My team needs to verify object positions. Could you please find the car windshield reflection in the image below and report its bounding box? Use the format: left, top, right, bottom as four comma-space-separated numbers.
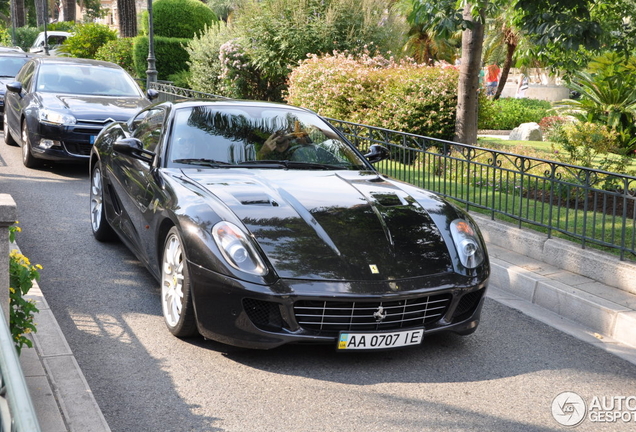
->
36, 64, 142, 97
167, 106, 367, 170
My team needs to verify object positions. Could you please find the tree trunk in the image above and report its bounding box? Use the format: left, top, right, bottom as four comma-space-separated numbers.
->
35, 0, 46, 27
454, 3, 487, 145
62, 0, 76, 22
117, 0, 138, 37
11, 0, 26, 27
494, 40, 517, 100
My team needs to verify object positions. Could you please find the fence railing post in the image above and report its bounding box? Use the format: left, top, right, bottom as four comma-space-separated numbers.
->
0, 193, 17, 321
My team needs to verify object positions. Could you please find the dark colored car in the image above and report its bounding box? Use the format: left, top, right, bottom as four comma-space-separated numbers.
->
3, 56, 158, 168
89, 99, 490, 350
0, 51, 31, 125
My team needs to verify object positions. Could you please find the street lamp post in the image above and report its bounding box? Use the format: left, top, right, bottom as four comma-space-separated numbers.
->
43, 0, 49, 55
146, 0, 158, 89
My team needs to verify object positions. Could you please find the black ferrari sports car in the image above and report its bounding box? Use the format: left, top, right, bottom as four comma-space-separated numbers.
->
89, 99, 489, 350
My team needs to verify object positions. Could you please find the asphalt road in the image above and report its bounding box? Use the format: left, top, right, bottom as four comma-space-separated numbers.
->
2, 137, 636, 432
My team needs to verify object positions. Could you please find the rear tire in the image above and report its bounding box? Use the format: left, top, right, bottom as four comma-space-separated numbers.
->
21, 120, 40, 168
4, 113, 17, 146
90, 162, 116, 241
161, 227, 198, 338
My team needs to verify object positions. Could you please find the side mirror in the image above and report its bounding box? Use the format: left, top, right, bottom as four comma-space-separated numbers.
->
147, 89, 159, 101
113, 137, 155, 163
364, 144, 390, 163
6, 82, 23, 96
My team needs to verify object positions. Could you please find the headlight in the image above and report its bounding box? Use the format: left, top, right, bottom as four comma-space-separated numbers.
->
38, 109, 76, 125
450, 219, 485, 269
212, 221, 267, 276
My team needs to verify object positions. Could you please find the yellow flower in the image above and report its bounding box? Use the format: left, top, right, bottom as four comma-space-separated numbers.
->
9, 287, 15, 294
36, 264, 43, 270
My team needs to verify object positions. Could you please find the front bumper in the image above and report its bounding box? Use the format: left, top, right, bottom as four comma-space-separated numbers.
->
188, 263, 489, 349
28, 121, 104, 162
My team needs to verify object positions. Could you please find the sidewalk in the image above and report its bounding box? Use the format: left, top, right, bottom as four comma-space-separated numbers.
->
16, 215, 636, 431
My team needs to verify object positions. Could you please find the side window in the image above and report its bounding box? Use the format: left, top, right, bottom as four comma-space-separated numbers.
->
131, 108, 165, 152
16, 62, 35, 91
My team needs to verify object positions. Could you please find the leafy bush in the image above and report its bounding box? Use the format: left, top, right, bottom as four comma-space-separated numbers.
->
8, 223, 42, 355
60, 23, 117, 59
9, 27, 41, 51
555, 57, 636, 155
186, 21, 234, 96
0, 27, 12, 46
95, 38, 137, 77
286, 51, 459, 141
139, 0, 218, 38
133, 36, 191, 81
48, 21, 76, 32
550, 121, 633, 177
479, 97, 552, 130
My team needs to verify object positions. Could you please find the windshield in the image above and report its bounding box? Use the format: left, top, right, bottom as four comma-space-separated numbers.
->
0, 57, 29, 77
36, 63, 142, 96
167, 106, 368, 170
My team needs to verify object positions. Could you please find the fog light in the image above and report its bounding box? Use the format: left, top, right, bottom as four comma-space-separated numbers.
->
38, 139, 61, 149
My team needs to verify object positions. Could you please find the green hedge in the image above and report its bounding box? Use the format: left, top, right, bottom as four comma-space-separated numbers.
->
478, 97, 552, 130
133, 36, 191, 81
140, 0, 217, 38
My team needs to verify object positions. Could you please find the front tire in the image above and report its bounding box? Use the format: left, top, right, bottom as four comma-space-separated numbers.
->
4, 113, 17, 146
161, 227, 198, 338
90, 162, 115, 241
21, 120, 40, 168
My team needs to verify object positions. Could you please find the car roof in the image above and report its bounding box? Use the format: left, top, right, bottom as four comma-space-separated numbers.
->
167, 99, 316, 114
0, 46, 25, 53
29, 56, 123, 69
0, 52, 31, 58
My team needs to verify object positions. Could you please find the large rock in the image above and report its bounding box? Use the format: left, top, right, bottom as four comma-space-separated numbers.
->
509, 122, 543, 141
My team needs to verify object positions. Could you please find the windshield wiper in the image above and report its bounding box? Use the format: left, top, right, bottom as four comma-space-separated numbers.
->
173, 158, 233, 167
238, 160, 290, 168
238, 160, 348, 170
282, 161, 347, 170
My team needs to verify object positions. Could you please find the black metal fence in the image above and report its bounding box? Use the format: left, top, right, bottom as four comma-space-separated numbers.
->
149, 83, 636, 261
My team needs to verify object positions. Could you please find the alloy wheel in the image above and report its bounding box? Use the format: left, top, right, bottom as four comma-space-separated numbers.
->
162, 233, 185, 328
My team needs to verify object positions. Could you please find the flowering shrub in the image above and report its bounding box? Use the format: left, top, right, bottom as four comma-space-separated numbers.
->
8, 223, 41, 355
286, 51, 459, 140
538, 116, 571, 142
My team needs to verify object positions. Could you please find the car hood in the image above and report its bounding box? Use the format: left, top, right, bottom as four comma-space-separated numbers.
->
0, 77, 14, 93
184, 170, 455, 281
39, 93, 148, 121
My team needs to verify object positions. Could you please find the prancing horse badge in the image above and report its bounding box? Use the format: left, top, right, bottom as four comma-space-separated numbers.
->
369, 264, 379, 274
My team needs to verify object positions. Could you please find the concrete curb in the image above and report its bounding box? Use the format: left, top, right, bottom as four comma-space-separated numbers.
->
471, 213, 636, 294
472, 213, 636, 349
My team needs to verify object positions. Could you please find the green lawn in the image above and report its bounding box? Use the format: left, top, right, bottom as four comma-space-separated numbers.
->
375, 155, 636, 262
477, 137, 636, 173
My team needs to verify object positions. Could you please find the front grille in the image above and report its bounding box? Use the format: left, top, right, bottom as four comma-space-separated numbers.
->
294, 294, 451, 335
